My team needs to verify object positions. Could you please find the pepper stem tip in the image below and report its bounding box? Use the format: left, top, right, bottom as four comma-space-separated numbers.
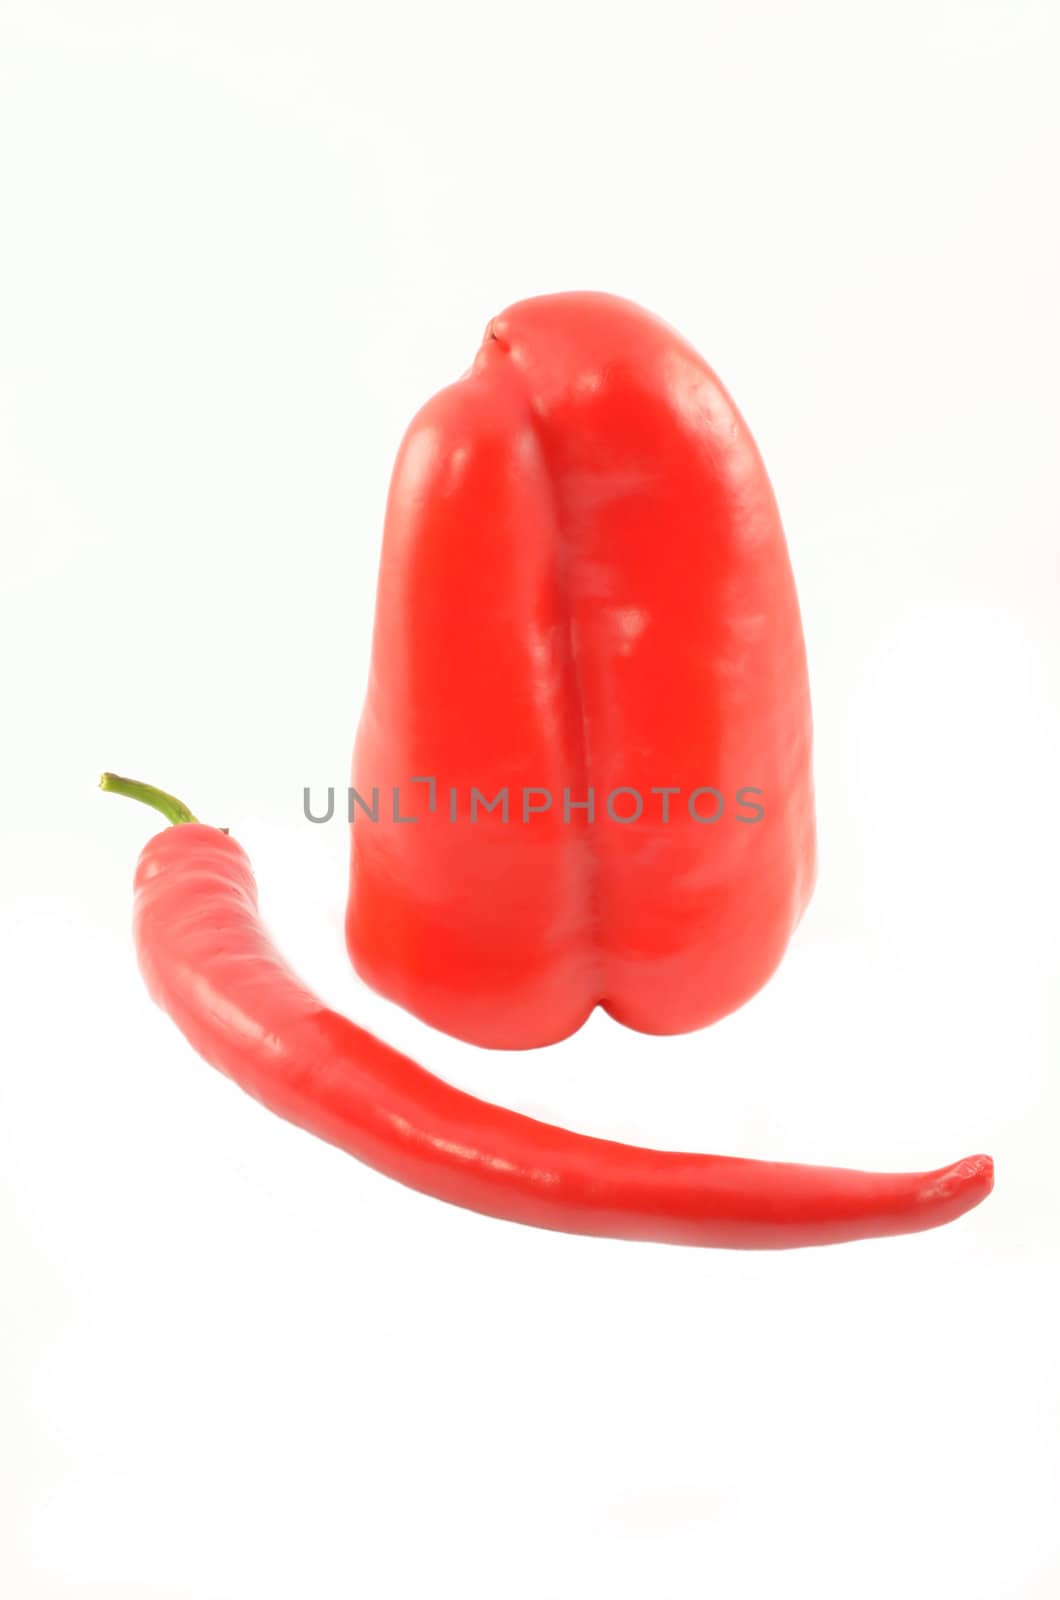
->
100, 772, 199, 826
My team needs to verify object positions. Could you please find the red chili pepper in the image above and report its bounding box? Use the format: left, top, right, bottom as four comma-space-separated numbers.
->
349, 291, 816, 1049
105, 774, 993, 1249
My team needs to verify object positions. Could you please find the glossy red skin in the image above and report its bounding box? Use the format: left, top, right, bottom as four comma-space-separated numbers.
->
133, 823, 994, 1248
348, 292, 816, 1049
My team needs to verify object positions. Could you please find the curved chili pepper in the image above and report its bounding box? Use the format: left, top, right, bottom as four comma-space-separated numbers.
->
104, 774, 993, 1249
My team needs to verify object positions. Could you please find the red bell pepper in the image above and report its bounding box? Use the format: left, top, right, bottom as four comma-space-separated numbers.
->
348, 291, 816, 1048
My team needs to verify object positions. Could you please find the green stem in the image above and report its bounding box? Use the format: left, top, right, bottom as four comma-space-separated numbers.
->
99, 772, 198, 826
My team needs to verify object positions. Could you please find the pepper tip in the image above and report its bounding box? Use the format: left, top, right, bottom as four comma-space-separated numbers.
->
936, 1152, 994, 1214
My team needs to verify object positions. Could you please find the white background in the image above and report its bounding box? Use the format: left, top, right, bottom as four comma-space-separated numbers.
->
2, 2, 1058, 1595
